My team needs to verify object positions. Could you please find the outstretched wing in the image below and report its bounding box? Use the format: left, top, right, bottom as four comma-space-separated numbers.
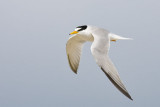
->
66, 35, 87, 74
91, 31, 133, 100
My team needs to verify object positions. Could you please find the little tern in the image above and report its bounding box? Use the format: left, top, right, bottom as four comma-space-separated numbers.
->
66, 25, 133, 100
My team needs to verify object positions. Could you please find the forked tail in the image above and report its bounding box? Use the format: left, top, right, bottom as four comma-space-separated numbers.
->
109, 33, 133, 41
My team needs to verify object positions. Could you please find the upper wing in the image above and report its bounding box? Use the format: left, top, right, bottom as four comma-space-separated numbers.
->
66, 35, 87, 74
91, 31, 133, 100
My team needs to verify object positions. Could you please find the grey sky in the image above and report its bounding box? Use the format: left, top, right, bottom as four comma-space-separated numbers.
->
0, 0, 160, 107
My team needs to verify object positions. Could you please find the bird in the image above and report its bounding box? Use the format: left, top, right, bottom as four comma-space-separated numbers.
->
66, 25, 133, 100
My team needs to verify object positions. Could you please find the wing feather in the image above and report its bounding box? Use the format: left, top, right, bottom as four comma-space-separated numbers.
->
91, 31, 133, 100
66, 35, 87, 73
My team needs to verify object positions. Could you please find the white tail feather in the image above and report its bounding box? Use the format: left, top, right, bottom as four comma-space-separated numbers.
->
109, 33, 133, 41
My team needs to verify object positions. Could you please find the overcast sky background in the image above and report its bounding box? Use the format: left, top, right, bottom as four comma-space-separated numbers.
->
0, 0, 160, 107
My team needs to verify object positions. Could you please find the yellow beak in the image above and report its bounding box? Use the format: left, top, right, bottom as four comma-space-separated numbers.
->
69, 31, 78, 35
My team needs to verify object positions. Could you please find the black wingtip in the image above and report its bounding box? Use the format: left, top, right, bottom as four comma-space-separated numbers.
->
128, 95, 133, 101
127, 95, 133, 101
73, 70, 78, 74
101, 67, 133, 101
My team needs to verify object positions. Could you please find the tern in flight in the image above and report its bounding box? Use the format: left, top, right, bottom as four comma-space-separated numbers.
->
66, 25, 133, 100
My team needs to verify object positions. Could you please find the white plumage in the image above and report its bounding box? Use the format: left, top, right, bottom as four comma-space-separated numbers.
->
66, 25, 133, 100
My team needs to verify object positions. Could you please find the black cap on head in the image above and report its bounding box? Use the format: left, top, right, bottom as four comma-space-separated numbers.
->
76, 25, 87, 31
